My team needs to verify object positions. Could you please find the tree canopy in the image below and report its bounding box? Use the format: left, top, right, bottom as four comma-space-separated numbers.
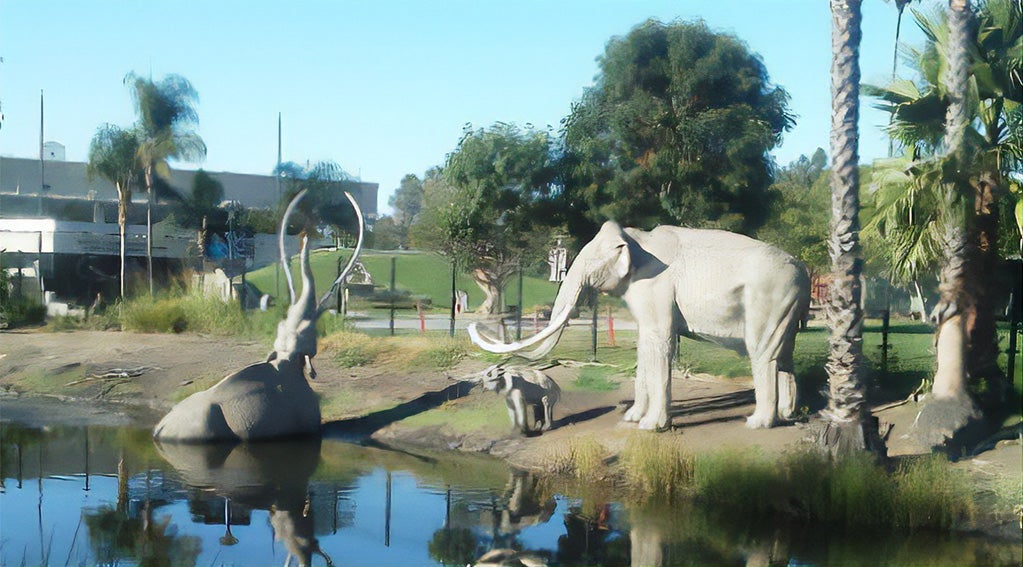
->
756, 149, 831, 273
410, 124, 559, 313
388, 174, 425, 248
560, 18, 794, 238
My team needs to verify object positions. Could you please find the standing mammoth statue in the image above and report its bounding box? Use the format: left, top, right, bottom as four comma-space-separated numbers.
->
153, 189, 364, 442
469, 221, 810, 431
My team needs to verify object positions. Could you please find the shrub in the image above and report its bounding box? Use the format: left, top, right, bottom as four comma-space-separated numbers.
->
892, 455, 975, 530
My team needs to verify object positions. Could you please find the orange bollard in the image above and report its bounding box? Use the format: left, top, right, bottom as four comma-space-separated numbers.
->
418, 304, 426, 334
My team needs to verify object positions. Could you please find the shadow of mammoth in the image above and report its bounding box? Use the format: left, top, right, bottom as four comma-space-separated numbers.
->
155, 438, 332, 567
153, 358, 321, 443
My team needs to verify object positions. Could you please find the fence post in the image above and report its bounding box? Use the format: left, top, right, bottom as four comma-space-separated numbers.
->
880, 309, 890, 379
590, 291, 598, 362
1008, 293, 1020, 389
516, 264, 523, 340
389, 257, 396, 336
449, 260, 456, 338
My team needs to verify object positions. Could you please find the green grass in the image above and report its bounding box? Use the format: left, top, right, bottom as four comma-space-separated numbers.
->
570, 365, 623, 392
245, 249, 561, 313
550, 439, 977, 532
398, 394, 510, 437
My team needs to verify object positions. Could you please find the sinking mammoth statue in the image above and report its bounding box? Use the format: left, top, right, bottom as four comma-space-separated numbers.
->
153, 189, 364, 442
469, 221, 810, 431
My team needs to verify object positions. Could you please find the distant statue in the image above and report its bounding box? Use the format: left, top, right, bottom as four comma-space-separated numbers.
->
547, 239, 568, 282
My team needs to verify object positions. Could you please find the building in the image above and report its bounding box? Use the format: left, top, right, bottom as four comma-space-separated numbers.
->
0, 151, 378, 305
0, 154, 379, 218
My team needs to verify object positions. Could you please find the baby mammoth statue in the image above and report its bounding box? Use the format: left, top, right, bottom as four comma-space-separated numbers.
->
479, 364, 561, 435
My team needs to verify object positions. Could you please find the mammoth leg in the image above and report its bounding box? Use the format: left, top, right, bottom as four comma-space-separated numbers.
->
305, 354, 317, 380
508, 390, 528, 433
746, 291, 803, 429
747, 357, 779, 429
623, 367, 649, 423
637, 329, 674, 431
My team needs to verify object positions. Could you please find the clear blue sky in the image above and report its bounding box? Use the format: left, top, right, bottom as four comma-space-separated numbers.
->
0, 0, 931, 215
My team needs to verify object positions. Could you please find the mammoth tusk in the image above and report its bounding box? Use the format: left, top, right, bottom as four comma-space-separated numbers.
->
279, 189, 308, 305
467, 305, 572, 355
317, 191, 365, 312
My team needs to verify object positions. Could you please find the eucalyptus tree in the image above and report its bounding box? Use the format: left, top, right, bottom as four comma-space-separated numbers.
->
125, 72, 207, 294
866, 0, 1021, 430
87, 124, 142, 299
560, 18, 793, 238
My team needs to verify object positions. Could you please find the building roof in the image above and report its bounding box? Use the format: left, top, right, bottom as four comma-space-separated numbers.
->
0, 156, 378, 218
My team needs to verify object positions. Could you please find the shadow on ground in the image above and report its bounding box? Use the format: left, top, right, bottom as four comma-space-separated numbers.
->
322, 380, 475, 440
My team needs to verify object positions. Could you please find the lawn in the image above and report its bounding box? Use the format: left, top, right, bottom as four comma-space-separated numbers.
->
245, 248, 562, 313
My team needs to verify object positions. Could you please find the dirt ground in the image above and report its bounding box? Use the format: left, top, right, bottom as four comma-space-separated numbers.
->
1, 328, 1020, 533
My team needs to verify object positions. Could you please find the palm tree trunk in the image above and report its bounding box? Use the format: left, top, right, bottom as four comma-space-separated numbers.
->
913, 0, 981, 448
819, 0, 883, 455
966, 175, 1005, 401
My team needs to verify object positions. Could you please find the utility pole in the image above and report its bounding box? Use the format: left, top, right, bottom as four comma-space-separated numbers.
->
38, 91, 44, 217
275, 112, 282, 299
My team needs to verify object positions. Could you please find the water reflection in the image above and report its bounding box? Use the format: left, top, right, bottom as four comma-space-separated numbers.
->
155, 439, 333, 566
1, 421, 1020, 567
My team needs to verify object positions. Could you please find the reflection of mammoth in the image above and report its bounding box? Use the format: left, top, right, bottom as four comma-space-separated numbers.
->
155, 439, 333, 566
500, 471, 556, 534
471, 221, 810, 431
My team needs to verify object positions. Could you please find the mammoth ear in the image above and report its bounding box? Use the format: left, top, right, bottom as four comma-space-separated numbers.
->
613, 243, 631, 280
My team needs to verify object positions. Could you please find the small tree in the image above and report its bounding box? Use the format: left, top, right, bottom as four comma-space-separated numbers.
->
125, 72, 207, 294
389, 174, 424, 249
87, 124, 142, 299
412, 124, 558, 314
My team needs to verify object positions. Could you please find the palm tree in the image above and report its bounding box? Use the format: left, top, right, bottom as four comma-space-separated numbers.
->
865, 0, 1021, 442
819, 0, 884, 455
87, 124, 141, 299
124, 72, 207, 294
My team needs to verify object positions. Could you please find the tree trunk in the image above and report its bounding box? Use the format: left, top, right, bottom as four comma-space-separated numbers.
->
966, 175, 1005, 403
472, 268, 501, 315
913, 0, 981, 448
820, 0, 884, 456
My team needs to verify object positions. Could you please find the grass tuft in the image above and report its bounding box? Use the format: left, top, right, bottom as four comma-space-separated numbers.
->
620, 433, 693, 500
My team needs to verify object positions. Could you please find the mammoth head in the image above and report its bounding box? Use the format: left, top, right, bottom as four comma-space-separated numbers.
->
575, 221, 632, 293
468, 220, 632, 360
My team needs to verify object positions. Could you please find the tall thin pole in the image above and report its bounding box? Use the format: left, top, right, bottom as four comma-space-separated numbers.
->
389, 257, 396, 336
38, 90, 44, 217
275, 112, 282, 299
39, 90, 44, 192
449, 260, 456, 338
516, 264, 523, 340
